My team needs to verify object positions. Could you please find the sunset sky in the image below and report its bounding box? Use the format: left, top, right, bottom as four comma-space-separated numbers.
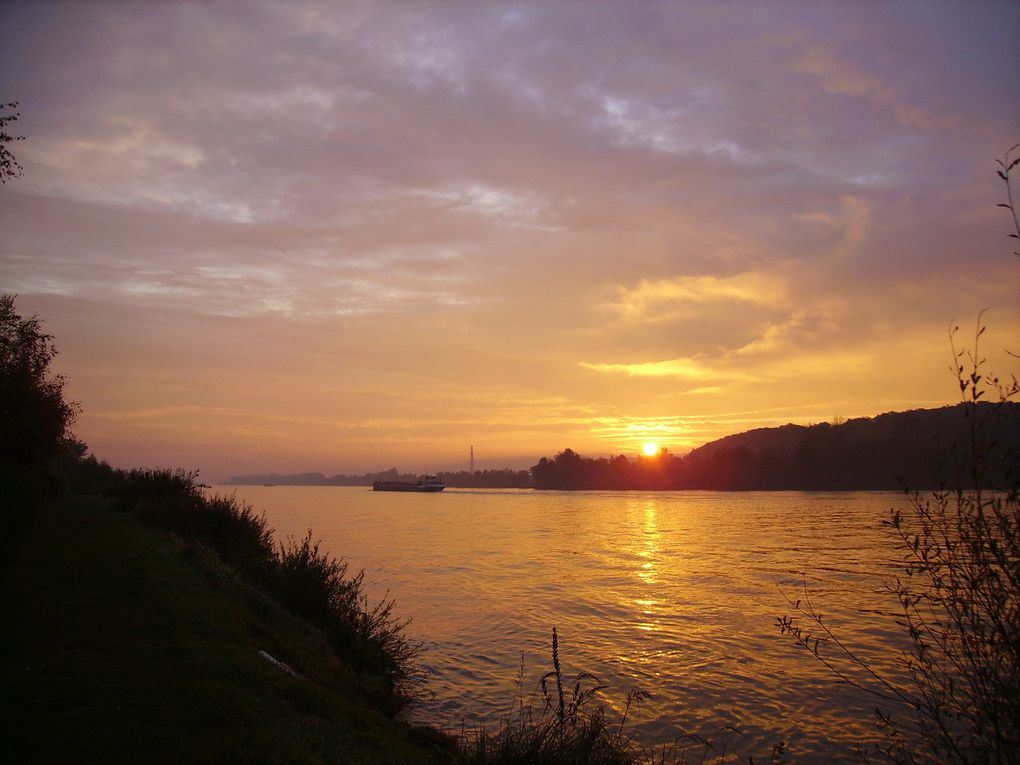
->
1, 1, 1018, 481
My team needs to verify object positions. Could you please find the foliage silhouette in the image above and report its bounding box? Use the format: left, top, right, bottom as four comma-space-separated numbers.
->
0, 101, 24, 183
0, 292, 81, 527
0, 295, 79, 468
455, 628, 644, 765
455, 628, 787, 765
778, 324, 1019, 764
529, 405, 1018, 491
110, 468, 424, 711
226, 467, 532, 488
776, 153, 1020, 764
994, 143, 1019, 258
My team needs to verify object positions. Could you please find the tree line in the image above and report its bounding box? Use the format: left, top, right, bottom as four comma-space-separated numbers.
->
226, 467, 532, 489
226, 405, 1020, 493
530, 405, 1019, 491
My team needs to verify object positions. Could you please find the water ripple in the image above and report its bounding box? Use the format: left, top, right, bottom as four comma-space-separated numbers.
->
220, 486, 915, 764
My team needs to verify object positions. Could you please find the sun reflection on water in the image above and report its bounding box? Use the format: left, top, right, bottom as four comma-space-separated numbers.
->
637, 501, 660, 578
229, 485, 915, 763
633, 500, 662, 633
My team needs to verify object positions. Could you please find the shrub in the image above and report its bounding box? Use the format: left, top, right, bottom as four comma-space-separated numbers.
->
0, 295, 79, 468
880, 320, 1018, 764
272, 531, 424, 708
114, 470, 271, 575
113, 467, 203, 511
1, 294, 79, 484
113, 467, 423, 711
776, 144, 1020, 765
777, 324, 1019, 764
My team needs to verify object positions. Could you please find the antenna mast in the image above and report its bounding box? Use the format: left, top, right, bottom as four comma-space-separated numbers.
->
470, 445, 475, 473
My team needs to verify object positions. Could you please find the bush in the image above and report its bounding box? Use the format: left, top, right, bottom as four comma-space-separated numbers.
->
880, 321, 1019, 764
47, 438, 120, 497
776, 145, 1020, 765
113, 467, 422, 711
273, 532, 423, 707
113, 467, 203, 510
0, 294, 79, 469
777, 327, 1019, 765
117, 470, 275, 579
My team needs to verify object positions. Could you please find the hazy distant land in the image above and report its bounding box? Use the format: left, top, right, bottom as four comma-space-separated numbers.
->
227, 403, 1019, 492
225, 466, 532, 489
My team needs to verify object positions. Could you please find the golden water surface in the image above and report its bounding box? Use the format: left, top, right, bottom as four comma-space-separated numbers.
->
217, 486, 916, 762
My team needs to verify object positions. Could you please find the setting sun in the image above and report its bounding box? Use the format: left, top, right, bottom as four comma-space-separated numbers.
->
642, 442, 660, 457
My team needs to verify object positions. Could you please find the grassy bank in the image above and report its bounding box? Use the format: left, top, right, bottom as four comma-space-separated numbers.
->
0, 495, 451, 764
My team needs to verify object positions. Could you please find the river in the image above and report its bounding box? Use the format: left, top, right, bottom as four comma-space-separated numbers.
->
212, 486, 917, 762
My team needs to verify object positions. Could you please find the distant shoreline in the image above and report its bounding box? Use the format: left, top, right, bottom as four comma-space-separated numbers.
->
226, 403, 1019, 493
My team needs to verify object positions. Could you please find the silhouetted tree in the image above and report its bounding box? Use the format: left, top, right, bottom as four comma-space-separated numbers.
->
0, 295, 79, 467
0, 102, 24, 183
436, 468, 531, 488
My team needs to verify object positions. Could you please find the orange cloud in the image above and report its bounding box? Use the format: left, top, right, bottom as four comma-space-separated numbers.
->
608, 273, 788, 321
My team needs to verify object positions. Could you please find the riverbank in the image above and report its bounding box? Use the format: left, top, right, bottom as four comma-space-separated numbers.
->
0, 495, 452, 764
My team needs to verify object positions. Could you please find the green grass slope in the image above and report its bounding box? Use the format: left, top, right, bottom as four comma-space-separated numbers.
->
0, 496, 451, 764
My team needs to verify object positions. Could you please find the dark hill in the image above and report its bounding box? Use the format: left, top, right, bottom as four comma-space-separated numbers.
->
532, 403, 1019, 491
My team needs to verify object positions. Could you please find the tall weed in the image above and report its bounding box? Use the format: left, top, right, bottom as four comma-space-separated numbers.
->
456, 628, 788, 765
457, 629, 634, 764
273, 531, 424, 707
